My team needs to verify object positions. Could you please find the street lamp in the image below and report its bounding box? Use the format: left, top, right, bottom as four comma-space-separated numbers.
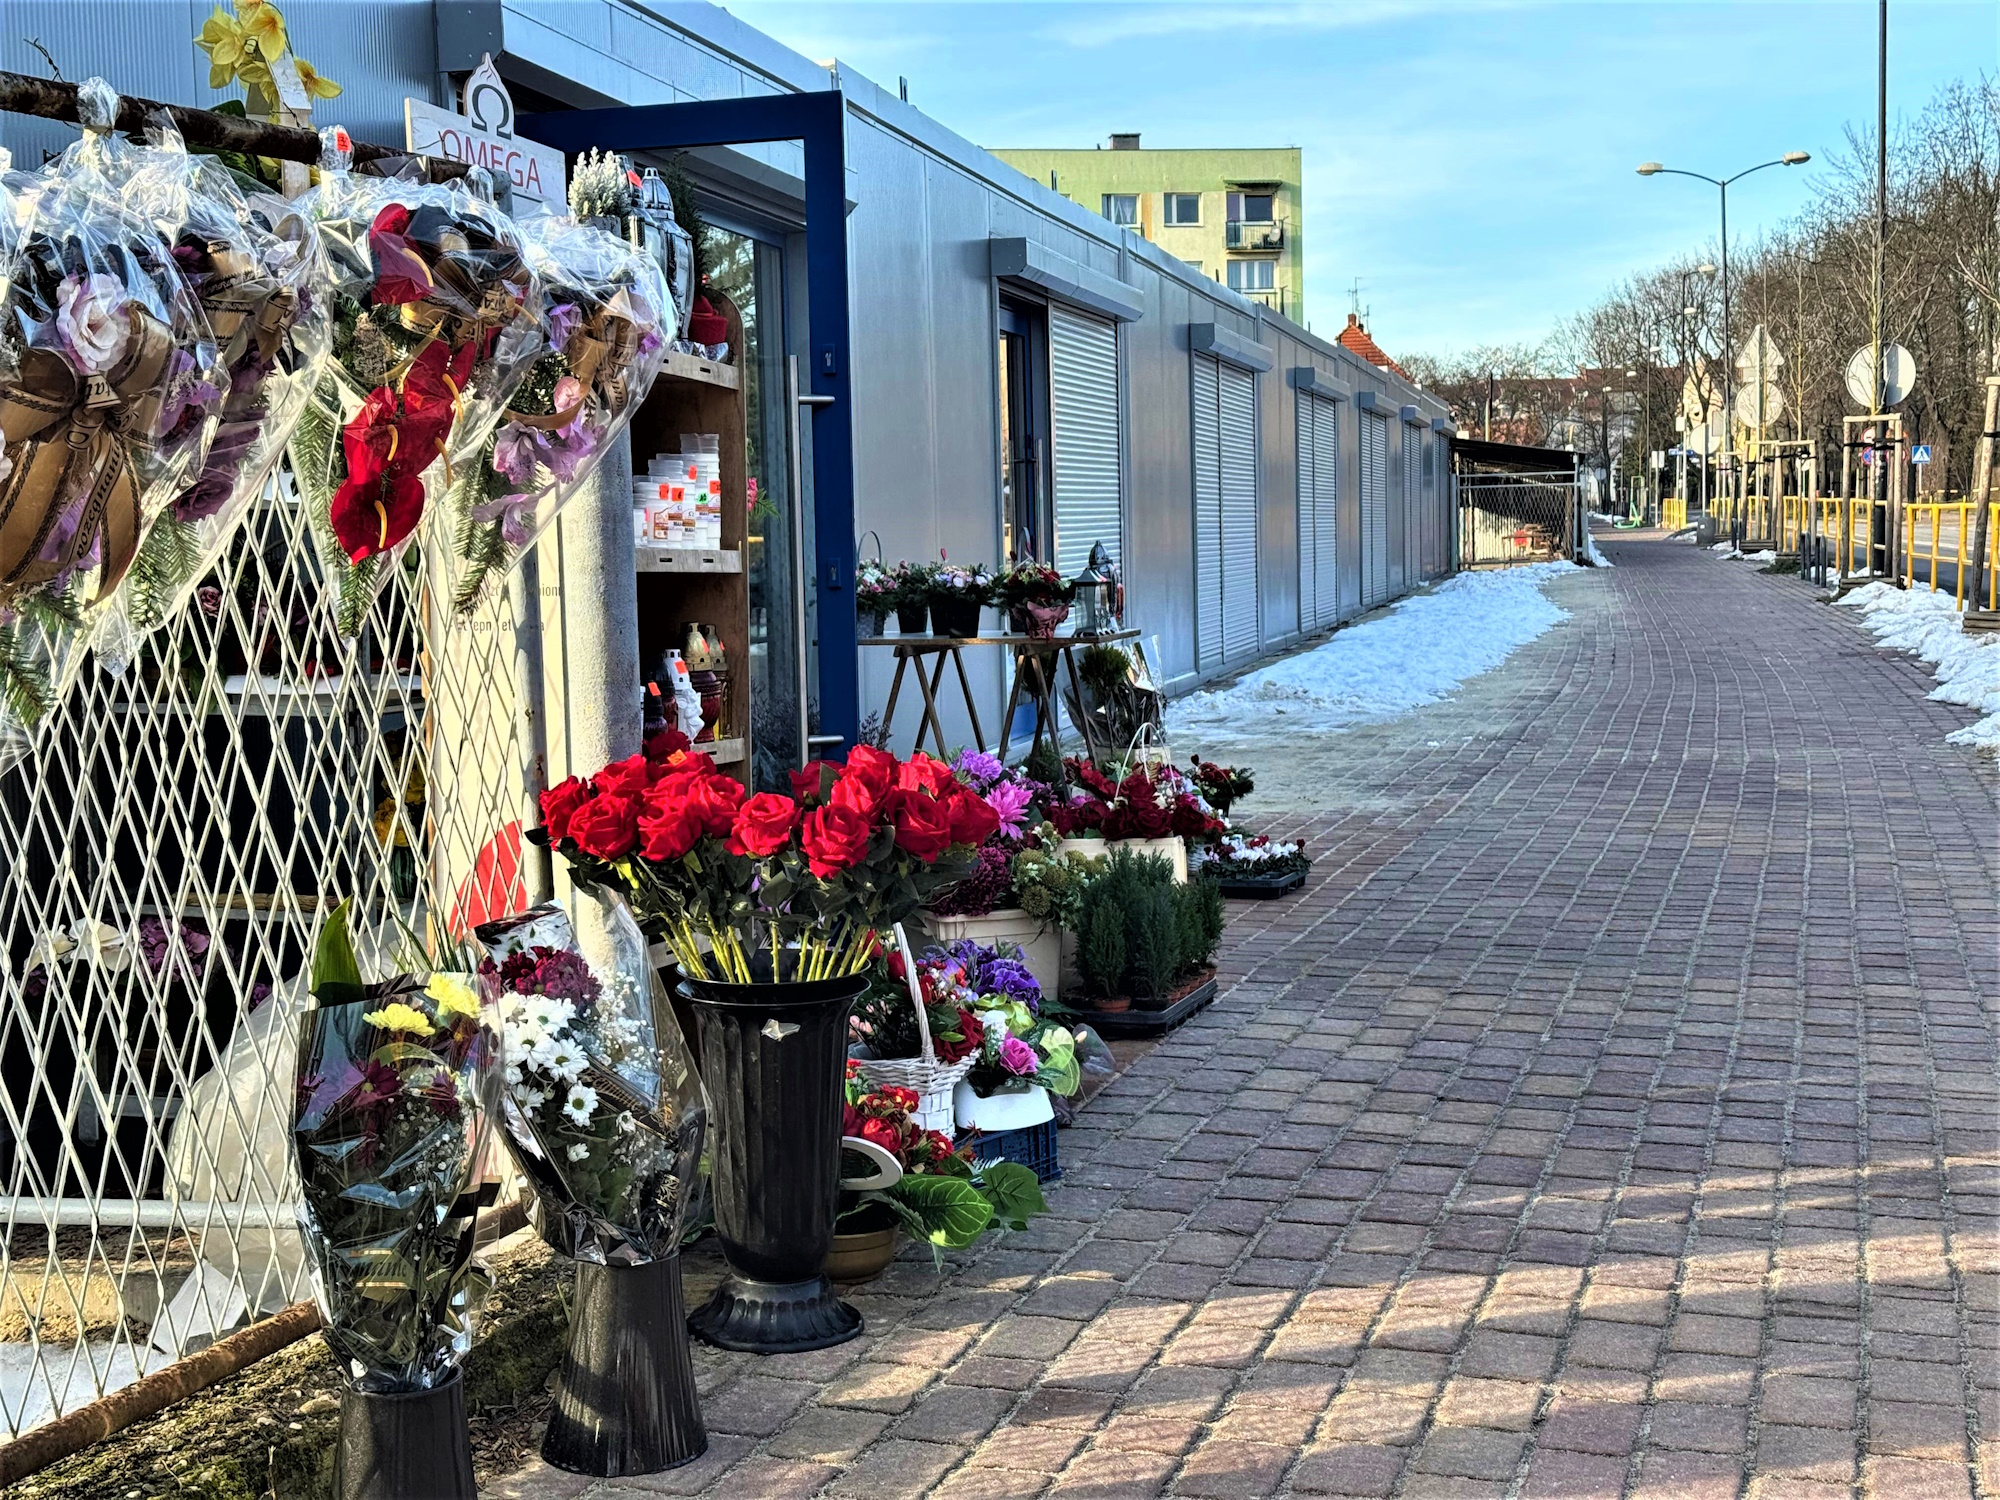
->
1638, 154, 1811, 523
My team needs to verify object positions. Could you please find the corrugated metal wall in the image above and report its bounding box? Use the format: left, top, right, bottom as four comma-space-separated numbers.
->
1361, 411, 1391, 608
1048, 307, 1123, 576
1217, 364, 1259, 661
1297, 392, 1340, 632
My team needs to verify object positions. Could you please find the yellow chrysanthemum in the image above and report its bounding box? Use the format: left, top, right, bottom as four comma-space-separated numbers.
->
426, 974, 481, 1021
235, 0, 289, 59
195, 6, 249, 90
363, 1001, 435, 1038
293, 57, 342, 101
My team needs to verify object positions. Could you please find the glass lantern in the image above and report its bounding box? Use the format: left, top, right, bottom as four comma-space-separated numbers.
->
1072, 542, 1118, 636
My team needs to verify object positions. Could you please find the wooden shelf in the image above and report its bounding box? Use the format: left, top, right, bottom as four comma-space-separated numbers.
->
660, 349, 740, 390
635, 546, 743, 575
696, 736, 747, 765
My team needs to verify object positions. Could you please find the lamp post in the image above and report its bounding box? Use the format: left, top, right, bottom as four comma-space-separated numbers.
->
1639, 153, 1810, 521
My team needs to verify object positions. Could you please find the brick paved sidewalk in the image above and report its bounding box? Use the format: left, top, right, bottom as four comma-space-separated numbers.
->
492, 535, 1998, 1500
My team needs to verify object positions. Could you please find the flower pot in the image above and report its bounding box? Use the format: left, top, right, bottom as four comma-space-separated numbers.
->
864, 608, 888, 637
333, 1372, 476, 1500
895, 601, 930, 634
1084, 994, 1132, 1014
953, 1078, 1053, 1132
923, 908, 1061, 1002
1109, 836, 1189, 884
678, 970, 868, 1353
931, 597, 982, 638
541, 1257, 707, 1477
1055, 836, 1110, 865
826, 1224, 900, 1282
1015, 603, 1070, 639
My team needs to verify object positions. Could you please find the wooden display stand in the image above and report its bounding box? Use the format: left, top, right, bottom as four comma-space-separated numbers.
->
629, 296, 752, 781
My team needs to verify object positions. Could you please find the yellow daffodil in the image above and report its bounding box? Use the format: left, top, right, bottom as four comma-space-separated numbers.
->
426, 973, 481, 1022
235, 0, 289, 60
195, 6, 250, 90
293, 56, 342, 101
363, 1000, 435, 1038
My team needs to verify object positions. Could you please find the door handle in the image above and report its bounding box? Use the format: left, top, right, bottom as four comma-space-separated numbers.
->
786, 355, 814, 769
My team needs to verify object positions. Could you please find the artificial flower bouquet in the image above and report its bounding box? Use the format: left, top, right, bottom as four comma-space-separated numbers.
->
850, 940, 992, 1073
1186, 758, 1254, 819
0, 80, 230, 729
475, 897, 706, 1264
292, 901, 499, 1392
839, 1062, 1045, 1258
435, 211, 671, 615
290, 127, 542, 634
925, 751, 1057, 919
532, 744, 998, 984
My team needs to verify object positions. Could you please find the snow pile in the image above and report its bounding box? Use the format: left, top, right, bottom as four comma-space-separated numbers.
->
1836, 582, 2000, 751
1167, 562, 1580, 749
1582, 530, 1615, 568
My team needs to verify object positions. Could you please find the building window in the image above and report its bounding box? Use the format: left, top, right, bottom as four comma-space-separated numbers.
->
1227, 259, 1275, 292
1163, 192, 1201, 226
1101, 194, 1138, 226
1226, 192, 1275, 224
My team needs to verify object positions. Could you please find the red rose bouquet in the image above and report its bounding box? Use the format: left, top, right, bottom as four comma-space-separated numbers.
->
289, 128, 542, 634
532, 744, 988, 985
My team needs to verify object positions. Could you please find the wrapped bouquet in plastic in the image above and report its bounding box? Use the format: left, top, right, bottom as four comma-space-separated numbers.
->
292, 902, 500, 1394
289, 128, 542, 634
474, 895, 706, 1264
0, 79, 228, 726
432, 210, 670, 614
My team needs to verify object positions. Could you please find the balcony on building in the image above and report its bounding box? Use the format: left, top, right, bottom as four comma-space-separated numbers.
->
1225, 217, 1286, 251
1225, 185, 1285, 251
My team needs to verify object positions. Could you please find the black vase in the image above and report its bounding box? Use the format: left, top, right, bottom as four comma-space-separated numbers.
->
542, 1257, 708, 1476
895, 601, 929, 634
333, 1374, 476, 1500
932, 597, 982, 638
678, 970, 868, 1353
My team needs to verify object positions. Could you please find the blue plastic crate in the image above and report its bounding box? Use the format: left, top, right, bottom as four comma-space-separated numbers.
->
960, 1117, 1061, 1184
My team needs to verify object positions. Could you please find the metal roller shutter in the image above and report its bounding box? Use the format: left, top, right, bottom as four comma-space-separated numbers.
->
1296, 394, 1317, 631
1218, 363, 1259, 659
1312, 397, 1339, 626
1361, 410, 1389, 606
1192, 355, 1223, 668
1049, 306, 1122, 576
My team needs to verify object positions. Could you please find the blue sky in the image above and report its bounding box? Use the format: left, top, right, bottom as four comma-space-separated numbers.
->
727, 0, 1996, 361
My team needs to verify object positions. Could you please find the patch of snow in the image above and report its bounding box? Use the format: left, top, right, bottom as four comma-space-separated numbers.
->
1710, 541, 1737, 554
1167, 562, 1581, 751
1582, 531, 1615, 568
0, 1339, 148, 1433
1835, 583, 2000, 751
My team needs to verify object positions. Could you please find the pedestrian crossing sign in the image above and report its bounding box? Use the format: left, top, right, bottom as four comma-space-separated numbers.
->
1912, 444, 1933, 464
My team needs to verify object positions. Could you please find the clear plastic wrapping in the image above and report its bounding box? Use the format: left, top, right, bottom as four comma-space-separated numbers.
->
289, 131, 543, 635
0, 79, 228, 722
476, 894, 707, 1265
293, 965, 500, 1392
430, 211, 670, 615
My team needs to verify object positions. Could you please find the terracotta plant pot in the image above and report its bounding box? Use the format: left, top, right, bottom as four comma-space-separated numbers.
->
1085, 994, 1132, 1014
826, 1225, 899, 1282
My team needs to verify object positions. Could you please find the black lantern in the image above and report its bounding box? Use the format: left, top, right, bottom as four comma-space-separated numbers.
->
1073, 542, 1118, 635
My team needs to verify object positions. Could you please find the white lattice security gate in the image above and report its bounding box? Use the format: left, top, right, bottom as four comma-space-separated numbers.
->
1192, 355, 1259, 668
1360, 409, 1391, 607
0, 469, 548, 1435
1296, 392, 1339, 631
1049, 306, 1122, 576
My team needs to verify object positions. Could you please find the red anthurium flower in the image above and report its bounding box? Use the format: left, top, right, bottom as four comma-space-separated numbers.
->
341, 386, 401, 480
328, 468, 425, 563
370, 203, 435, 307
398, 339, 474, 474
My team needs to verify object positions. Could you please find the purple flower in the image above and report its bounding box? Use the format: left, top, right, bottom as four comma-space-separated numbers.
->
638, 328, 663, 357
155, 349, 224, 440
997, 1035, 1038, 1076
473, 489, 539, 549
546, 301, 582, 349
539, 424, 599, 484
248, 981, 272, 1011
492, 424, 540, 486
983, 780, 1034, 840
979, 956, 1042, 1011
952, 749, 1005, 789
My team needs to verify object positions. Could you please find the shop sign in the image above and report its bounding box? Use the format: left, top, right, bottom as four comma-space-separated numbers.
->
405, 54, 566, 208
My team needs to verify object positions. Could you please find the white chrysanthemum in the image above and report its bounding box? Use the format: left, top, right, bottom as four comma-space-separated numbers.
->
522, 1087, 548, 1110
566, 1141, 591, 1162
617, 1112, 636, 1134
562, 1084, 597, 1126
537, 1035, 587, 1082
525, 996, 575, 1034
502, 1063, 523, 1088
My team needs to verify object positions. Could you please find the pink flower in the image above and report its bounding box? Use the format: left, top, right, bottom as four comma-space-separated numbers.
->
473, 489, 539, 548
551, 376, 586, 435
982, 780, 1034, 840
55, 272, 132, 374
492, 425, 540, 485
997, 1034, 1038, 1077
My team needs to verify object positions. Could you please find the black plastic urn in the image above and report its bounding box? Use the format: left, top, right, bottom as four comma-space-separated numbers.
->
542, 1256, 708, 1475
678, 969, 868, 1353
332, 1374, 476, 1500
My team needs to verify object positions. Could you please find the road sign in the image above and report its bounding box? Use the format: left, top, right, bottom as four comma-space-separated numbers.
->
405, 54, 566, 208
1912, 444, 1933, 465
1734, 382, 1785, 428
1734, 325, 1785, 382
1844, 343, 1917, 408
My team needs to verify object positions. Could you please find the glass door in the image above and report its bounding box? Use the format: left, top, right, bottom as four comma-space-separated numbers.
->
998, 300, 1052, 564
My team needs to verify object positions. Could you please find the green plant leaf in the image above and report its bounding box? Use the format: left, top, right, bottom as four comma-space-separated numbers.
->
888, 1173, 996, 1248
977, 1161, 1047, 1231
311, 898, 364, 999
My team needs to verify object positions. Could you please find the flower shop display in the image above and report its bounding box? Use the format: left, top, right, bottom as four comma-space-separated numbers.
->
435, 210, 671, 615
532, 744, 990, 1352
846, 927, 980, 1132
1187, 758, 1254, 819
929, 557, 992, 638
0, 80, 231, 730
994, 560, 1075, 638
1048, 758, 1222, 882
1069, 847, 1226, 1017
855, 555, 895, 635
475, 897, 709, 1475
938, 938, 1082, 1131
292, 902, 499, 1500
833, 1062, 1046, 1279
1194, 830, 1311, 898
881, 559, 933, 633
289, 126, 542, 635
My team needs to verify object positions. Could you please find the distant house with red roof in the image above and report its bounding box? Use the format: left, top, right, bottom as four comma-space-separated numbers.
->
1336, 313, 1411, 382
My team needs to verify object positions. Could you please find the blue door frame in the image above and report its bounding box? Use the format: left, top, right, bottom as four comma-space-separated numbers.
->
518, 91, 859, 753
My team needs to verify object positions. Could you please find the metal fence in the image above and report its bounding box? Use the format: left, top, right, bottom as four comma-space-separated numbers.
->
0, 466, 549, 1436
1457, 471, 1577, 567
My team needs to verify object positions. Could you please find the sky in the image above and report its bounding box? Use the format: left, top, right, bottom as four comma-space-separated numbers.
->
725, 0, 1997, 362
